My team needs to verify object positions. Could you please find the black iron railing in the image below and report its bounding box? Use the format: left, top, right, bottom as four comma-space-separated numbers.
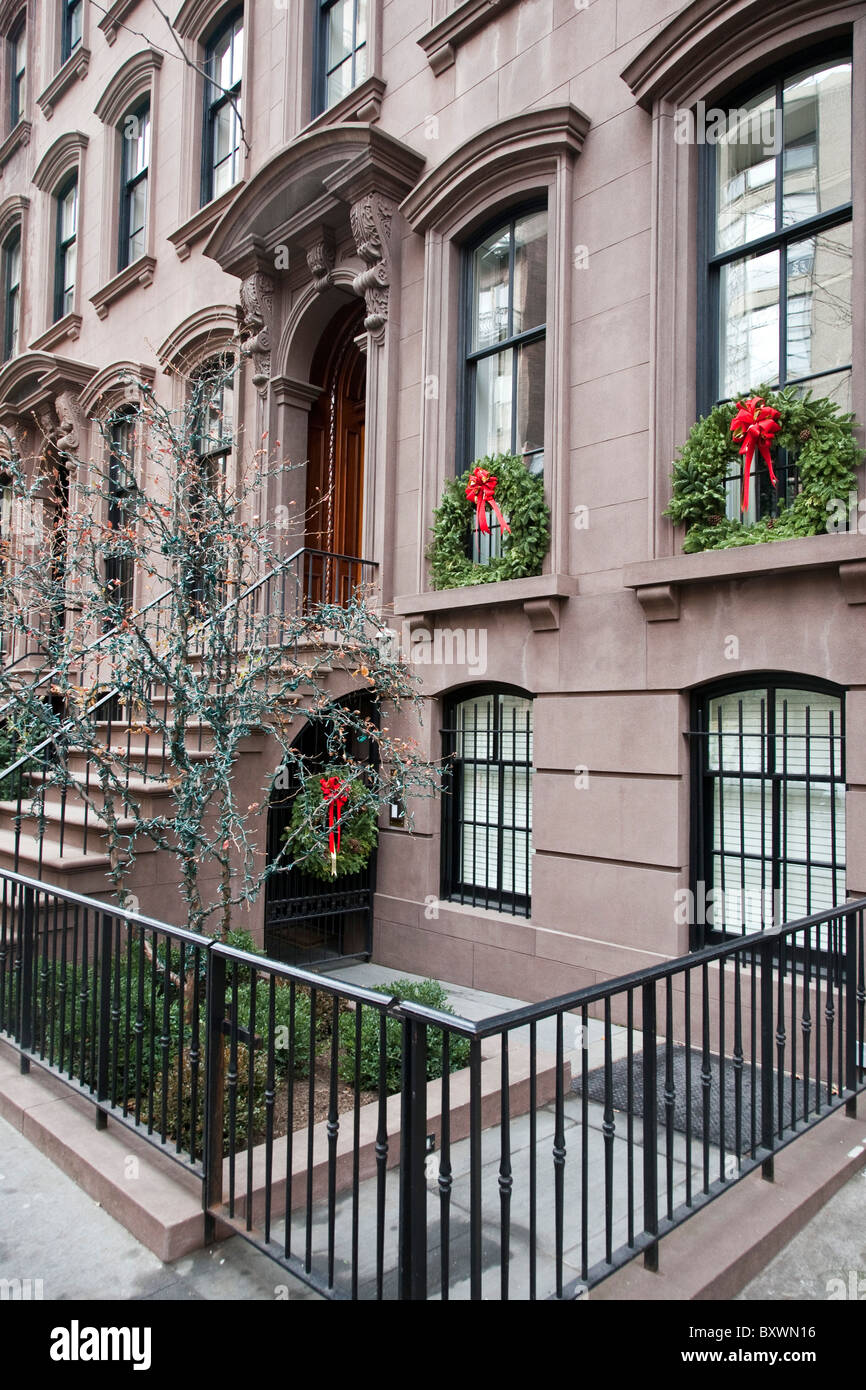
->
0, 865, 863, 1300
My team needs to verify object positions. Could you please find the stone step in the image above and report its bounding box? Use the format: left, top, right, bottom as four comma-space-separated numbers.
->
0, 1038, 209, 1262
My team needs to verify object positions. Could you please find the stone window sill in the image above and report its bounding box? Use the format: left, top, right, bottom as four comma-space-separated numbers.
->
29, 312, 83, 351
90, 256, 156, 320
418, 0, 520, 75
304, 75, 386, 130
168, 184, 242, 262
37, 49, 91, 120
394, 572, 577, 631
624, 531, 866, 619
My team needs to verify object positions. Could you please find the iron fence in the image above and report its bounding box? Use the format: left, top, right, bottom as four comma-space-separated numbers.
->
0, 865, 863, 1300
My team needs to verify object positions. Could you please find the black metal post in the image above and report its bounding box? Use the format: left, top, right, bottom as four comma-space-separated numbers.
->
18, 884, 34, 1074
203, 950, 226, 1242
642, 981, 659, 1271
760, 937, 775, 1181
95, 912, 114, 1125
845, 911, 858, 1118
398, 1014, 428, 1300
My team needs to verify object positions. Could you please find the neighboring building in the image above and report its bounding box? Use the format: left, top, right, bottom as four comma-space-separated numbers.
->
0, 0, 864, 996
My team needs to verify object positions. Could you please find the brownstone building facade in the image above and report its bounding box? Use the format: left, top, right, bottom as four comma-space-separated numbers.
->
0, 0, 864, 999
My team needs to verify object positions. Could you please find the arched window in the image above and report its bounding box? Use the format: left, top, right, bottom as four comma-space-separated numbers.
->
203, 9, 243, 205
53, 172, 78, 323
105, 407, 137, 618
8, 13, 25, 128
462, 207, 547, 563
442, 687, 533, 916
691, 677, 846, 944
187, 354, 235, 608
701, 49, 853, 524
2, 226, 20, 361
119, 101, 150, 271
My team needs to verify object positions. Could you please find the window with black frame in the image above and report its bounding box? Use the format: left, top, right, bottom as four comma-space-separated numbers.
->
61, 0, 82, 64
8, 14, 25, 127
105, 411, 137, 620
188, 358, 234, 610
702, 53, 852, 525
442, 689, 533, 916
3, 227, 20, 361
316, 0, 367, 115
203, 9, 243, 205
53, 173, 77, 322
119, 102, 150, 271
463, 208, 547, 563
691, 679, 846, 945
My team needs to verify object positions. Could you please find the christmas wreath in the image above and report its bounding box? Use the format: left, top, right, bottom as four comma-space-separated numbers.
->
284, 764, 378, 880
666, 385, 862, 553
427, 452, 550, 589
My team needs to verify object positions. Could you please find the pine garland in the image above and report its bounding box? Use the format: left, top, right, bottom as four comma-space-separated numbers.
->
427, 453, 550, 589
666, 386, 862, 553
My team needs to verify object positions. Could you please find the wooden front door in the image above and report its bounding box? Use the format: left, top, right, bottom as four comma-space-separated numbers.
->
305, 308, 366, 604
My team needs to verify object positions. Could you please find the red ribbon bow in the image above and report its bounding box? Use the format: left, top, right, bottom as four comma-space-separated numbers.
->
320, 776, 349, 875
465, 467, 511, 537
730, 397, 782, 514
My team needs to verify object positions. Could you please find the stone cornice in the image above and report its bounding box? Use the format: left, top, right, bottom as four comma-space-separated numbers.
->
418, 0, 520, 75
78, 361, 156, 415
0, 349, 95, 416
32, 130, 88, 192
303, 75, 386, 130
28, 313, 83, 351
0, 118, 30, 172
0, 192, 27, 243
204, 124, 425, 277
157, 304, 238, 373
621, 0, 860, 109
401, 105, 590, 233
94, 48, 163, 125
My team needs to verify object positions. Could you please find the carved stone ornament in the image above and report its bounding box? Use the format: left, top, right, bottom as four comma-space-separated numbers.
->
349, 195, 394, 336
54, 390, 85, 454
238, 271, 275, 394
306, 237, 335, 295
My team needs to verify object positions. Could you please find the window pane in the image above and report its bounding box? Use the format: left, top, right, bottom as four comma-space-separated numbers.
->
69, 0, 82, 50
516, 338, 545, 466
715, 89, 778, 252
354, 41, 367, 85
718, 249, 779, 398
356, 0, 368, 45
7, 238, 20, 292
786, 223, 852, 382
472, 225, 511, 351
473, 348, 513, 458
327, 0, 355, 68
62, 242, 76, 310
512, 211, 547, 336
61, 184, 78, 241
326, 56, 355, 107
707, 691, 767, 774
125, 109, 150, 178
783, 62, 851, 228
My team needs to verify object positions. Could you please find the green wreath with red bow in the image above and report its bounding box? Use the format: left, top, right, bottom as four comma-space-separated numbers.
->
285, 765, 379, 880
666, 385, 862, 553
427, 452, 550, 589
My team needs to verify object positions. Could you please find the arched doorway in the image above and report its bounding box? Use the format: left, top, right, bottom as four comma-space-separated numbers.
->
264, 692, 379, 967
304, 302, 366, 604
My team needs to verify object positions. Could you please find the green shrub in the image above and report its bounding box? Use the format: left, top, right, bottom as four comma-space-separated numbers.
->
338, 978, 471, 1094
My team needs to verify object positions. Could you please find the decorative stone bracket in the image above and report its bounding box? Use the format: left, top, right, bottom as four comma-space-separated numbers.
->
238, 271, 275, 395
349, 194, 395, 337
